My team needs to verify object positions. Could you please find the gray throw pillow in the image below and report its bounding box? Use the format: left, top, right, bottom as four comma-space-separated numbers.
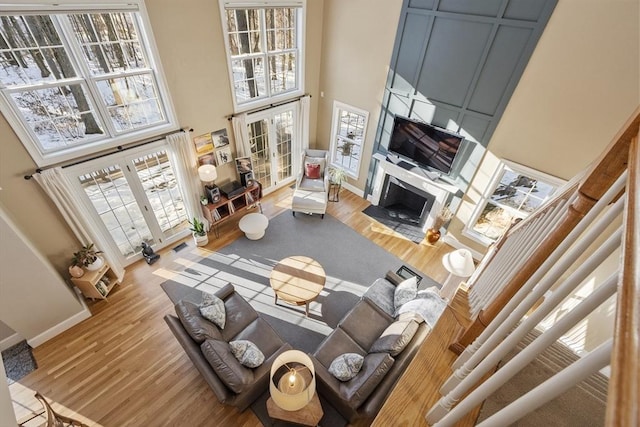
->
369, 318, 419, 356
393, 276, 418, 310
199, 292, 226, 329
229, 340, 265, 368
328, 353, 364, 381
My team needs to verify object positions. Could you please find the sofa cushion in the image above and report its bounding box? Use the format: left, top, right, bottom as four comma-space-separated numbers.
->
338, 299, 392, 351
229, 340, 265, 368
201, 339, 254, 393
369, 318, 419, 356
395, 289, 447, 328
199, 293, 226, 329
298, 176, 326, 192
175, 300, 222, 343
232, 318, 285, 360
329, 353, 364, 381
314, 328, 365, 368
393, 276, 418, 310
220, 292, 259, 341
362, 278, 396, 317
340, 352, 394, 408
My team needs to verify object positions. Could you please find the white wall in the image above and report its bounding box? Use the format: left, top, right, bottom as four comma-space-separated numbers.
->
0, 358, 17, 427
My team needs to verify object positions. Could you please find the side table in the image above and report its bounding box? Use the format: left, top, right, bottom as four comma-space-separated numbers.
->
266, 393, 323, 426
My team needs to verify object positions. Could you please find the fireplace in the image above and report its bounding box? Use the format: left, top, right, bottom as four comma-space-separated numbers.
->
379, 176, 436, 228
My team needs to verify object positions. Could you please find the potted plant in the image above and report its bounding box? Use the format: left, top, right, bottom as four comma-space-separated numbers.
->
426, 206, 454, 244
328, 166, 348, 186
200, 195, 209, 206
72, 243, 104, 272
189, 217, 208, 247
338, 140, 357, 157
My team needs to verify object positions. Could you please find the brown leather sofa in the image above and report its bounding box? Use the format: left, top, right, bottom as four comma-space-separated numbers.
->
309, 271, 432, 423
164, 283, 291, 411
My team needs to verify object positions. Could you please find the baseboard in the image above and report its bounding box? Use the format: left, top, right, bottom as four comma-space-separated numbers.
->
441, 234, 484, 261
0, 333, 23, 352
27, 308, 92, 348
342, 182, 364, 198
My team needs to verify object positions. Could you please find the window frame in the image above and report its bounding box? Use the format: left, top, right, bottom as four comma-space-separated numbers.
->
328, 100, 369, 179
218, 0, 305, 113
463, 159, 566, 246
0, 0, 178, 167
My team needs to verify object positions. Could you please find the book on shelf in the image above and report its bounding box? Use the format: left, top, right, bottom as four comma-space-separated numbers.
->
212, 209, 222, 221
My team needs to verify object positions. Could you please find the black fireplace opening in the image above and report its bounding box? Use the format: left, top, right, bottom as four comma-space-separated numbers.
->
379, 176, 435, 228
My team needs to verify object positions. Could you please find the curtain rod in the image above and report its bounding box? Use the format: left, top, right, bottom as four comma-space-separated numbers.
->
24, 127, 193, 180
226, 94, 312, 121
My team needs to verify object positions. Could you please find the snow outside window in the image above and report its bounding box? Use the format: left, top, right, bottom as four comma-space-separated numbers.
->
465, 160, 565, 245
0, 2, 176, 166
329, 101, 368, 179
219, 0, 304, 112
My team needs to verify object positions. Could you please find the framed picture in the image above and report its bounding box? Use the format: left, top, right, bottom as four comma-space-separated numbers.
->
198, 153, 216, 166
193, 132, 214, 154
235, 156, 253, 174
212, 128, 230, 148
216, 146, 233, 165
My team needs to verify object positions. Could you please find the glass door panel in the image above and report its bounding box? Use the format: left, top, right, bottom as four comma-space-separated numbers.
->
248, 119, 272, 188
274, 110, 293, 182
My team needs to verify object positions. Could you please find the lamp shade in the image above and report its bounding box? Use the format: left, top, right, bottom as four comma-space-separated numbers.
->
270, 350, 315, 411
198, 164, 217, 183
442, 249, 475, 278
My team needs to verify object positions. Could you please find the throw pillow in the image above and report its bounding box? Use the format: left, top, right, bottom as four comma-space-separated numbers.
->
369, 319, 419, 356
305, 162, 321, 179
328, 353, 364, 381
304, 156, 326, 176
199, 292, 226, 329
393, 276, 418, 310
229, 340, 265, 368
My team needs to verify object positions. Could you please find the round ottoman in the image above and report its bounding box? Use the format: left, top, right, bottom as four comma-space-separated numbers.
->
239, 213, 269, 240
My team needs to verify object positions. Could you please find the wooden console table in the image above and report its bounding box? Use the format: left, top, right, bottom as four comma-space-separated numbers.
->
201, 182, 261, 237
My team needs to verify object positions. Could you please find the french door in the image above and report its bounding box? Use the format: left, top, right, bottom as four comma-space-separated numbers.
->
66, 141, 190, 265
246, 105, 297, 193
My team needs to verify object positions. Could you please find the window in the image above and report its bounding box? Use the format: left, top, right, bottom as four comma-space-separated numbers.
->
465, 161, 565, 245
0, 1, 176, 166
219, 0, 304, 112
329, 101, 368, 179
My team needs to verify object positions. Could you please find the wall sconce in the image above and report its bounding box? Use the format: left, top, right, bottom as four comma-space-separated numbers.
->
269, 350, 316, 411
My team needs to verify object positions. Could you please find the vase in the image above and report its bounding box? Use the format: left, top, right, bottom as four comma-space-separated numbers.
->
86, 256, 104, 271
68, 265, 84, 278
426, 228, 441, 244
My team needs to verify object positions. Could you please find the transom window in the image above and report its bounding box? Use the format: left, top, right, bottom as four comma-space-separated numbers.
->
219, 0, 304, 112
0, 1, 176, 166
329, 101, 369, 179
466, 161, 564, 244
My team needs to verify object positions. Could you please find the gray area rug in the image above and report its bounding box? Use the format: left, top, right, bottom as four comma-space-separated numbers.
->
2, 340, 37, 385
160, 212, 440, 426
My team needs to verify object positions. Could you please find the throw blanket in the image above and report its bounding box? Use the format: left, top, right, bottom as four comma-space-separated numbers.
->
396, 288, 448, 328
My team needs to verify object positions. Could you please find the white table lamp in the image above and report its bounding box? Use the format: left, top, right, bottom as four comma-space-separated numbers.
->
270, 350, 316, 411
440, 248, 475, 301
198, 164, 217, 184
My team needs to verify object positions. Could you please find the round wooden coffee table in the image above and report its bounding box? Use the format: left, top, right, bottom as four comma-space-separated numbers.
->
269, 256, 326, 317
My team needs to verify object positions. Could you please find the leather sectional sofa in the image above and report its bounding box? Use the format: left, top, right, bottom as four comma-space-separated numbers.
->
165, 271, 445, 423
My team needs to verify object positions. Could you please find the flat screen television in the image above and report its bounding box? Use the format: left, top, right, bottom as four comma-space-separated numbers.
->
387, 115, 463, 175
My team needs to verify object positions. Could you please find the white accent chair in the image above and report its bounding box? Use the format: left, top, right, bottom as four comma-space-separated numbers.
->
292, 149, 329, 219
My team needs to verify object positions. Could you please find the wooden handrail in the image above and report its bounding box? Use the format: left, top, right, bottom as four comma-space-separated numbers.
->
605, 132, 639, 426
451, 107, 640, 352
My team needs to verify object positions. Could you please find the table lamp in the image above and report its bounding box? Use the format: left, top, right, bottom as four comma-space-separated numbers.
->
270, 350, 316, 411
198, 164, 218, 203
439, 248, 475, 301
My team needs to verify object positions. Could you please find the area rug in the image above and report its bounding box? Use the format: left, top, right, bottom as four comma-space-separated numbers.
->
159, 212, 440, 426
362, 205, 426, 244
2, 340, 37, 385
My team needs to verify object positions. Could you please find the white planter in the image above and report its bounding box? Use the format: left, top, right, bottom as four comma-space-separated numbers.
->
194, 233, 208, 247
85, 256, 104, 271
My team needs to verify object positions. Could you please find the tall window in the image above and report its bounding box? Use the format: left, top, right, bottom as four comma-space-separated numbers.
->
329, 101, 369, 179
0, 2, 176, 166
220, 0, 304, 112
466, 161, 564, 244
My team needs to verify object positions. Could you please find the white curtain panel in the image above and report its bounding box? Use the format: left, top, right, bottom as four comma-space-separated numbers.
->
294, 95, 311, 175
33, 168, 125, 282
231, 114, 251, 158
166, 130, 204, 227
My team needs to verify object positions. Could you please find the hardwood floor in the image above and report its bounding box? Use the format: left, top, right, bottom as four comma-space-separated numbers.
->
10, 186, 459, 427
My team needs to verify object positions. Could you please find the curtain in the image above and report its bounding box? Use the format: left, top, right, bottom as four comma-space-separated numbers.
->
33, 168, 125, 282
166, 130, 203, 226
232, 114, 251, 158
299, 95, 310, 151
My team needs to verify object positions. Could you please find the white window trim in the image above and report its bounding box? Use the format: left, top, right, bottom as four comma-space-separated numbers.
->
0, 0, 178, 167
463, 159, 566, 247
328, 100, 369, 179
218, 0, 306, 113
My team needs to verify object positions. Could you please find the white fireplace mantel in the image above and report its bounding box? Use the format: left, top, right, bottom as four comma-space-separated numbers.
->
370, 153, 458, 230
